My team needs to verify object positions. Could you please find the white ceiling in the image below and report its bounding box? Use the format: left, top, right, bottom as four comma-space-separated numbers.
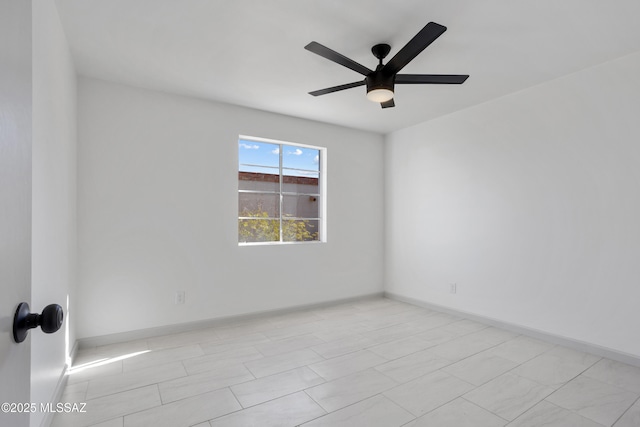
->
56, 0, 640, 134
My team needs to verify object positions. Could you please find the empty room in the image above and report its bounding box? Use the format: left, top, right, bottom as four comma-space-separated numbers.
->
2, 0, 640, 426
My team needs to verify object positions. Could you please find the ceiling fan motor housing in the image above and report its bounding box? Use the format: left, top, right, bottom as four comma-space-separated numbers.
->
366, 71, 395, 95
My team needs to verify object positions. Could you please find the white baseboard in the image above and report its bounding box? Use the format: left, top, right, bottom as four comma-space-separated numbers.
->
385, 291, 640, 368
77, 292, 385, 349
39, 364, 69, 427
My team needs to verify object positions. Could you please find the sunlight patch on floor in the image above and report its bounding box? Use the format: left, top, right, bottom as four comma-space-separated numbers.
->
68, 350, 151, 375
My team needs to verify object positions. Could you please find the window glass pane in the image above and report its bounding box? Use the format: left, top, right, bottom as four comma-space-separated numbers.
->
239, 193, 280, 218
238, 140, 280, 169
238, 138, 323, 245
239, 169, 280, 192
282, 145, 320, 174
238, 219, 280, 243
282, 173, 319, 194
283, 195, 319, 219
282, 219, 320, 242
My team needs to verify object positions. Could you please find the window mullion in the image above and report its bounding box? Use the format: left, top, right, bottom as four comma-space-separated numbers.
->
279, 144, 283, 242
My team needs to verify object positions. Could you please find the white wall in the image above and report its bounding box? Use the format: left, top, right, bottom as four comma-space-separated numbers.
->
77, 77, 384, 339
386, 51, 640, 358
0, 1, 33, 425
31, 1, 77, 425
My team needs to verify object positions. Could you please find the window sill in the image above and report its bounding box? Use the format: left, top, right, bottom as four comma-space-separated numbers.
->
238, 240, 325, 247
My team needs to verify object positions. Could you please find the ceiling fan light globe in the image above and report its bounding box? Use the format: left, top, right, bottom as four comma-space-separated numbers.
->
366, 88, 394, 103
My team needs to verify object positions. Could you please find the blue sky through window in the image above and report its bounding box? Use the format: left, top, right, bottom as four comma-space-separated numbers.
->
239, 139, 319, 177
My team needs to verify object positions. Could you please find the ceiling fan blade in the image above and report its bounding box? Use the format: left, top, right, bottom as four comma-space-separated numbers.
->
309, 80, 365, 96
381, 99, 395, 109
305, 42, 373, 76
383, 22, 447, 75
396, 74, 469, 84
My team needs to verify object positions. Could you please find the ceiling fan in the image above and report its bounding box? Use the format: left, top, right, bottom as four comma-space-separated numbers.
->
305, 22, 469, 108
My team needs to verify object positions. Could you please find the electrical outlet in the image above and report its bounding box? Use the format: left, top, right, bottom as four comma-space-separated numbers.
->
175, 290, 185, 305
450, 283, 457, 294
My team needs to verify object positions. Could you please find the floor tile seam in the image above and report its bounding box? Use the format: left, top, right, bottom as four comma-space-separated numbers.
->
366, 340, 443, 361
88, 416, 124, 427
266, 316, 326, 329
373, 361, 469, 392
207, 331, 272, 345
155, 371, 255, 405
372, 350, 458, 379
224, 385, 244, 412
535, 399, 608, 427
253, 343, 275, 359
306, 360, 382, 382
242, 352, 324, 379
441, 348, 547, 388
383, 382, 472, 419
180, 350, 241, 376
62, 380, 89, 402
299, 393, 417, 426
458, 396, 511, 423
210, 389, 327, 424
496, 369, 563, 393
147, 338, 221, 353
177, 357, 192, 382
581, 367, 640, 395
82, 358, 180, 379
363, 328, 429, 343
150, 380, 244, 408
556, 370, 640, 396
305, 354, 393, 382
312, 331, 371, 344
524, 354, 604, 392
184, 358, 259, 377
611, 394, 640, 426
254, 336, 325, 358
311, 346, 390, 362
308, 332, 338, 345
358, 334, 416, 348
228, 366, 328, 396
244, 347, 320, 365
462, 394, 551, 424
428, 337, 515, 368
91, 339, 151, 353
83, 377, 173, 404
200, 342, 268, 357
152, 387, 246, 425
180, 359, 259, 387
302, 388, 328, 415
306, 363, 325, 380
100, 384, 163, 424
545, 373, 640, 422
490, 342, 559, 366
229, 383, 329, 412
122, 349, 208, 372
465, 374, 558, 421
85, 365, 190, 401
311, 346, 371, 360
356, 319, 416, 334
305, 372, 401, 413
396, 391, 504, 422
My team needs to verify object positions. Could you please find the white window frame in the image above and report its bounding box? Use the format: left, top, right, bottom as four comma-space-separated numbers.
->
238, 135, 327, 245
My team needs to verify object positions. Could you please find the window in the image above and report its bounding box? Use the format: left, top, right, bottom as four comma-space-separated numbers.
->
238, 136, 325, 244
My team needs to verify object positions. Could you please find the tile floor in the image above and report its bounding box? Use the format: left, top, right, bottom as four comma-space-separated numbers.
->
52, 298, 640, 427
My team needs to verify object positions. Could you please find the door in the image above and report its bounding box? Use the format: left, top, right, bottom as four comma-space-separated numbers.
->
1, 1, 33, 426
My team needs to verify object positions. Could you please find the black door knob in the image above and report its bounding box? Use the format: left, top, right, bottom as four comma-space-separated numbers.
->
12, 302, 64, 343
